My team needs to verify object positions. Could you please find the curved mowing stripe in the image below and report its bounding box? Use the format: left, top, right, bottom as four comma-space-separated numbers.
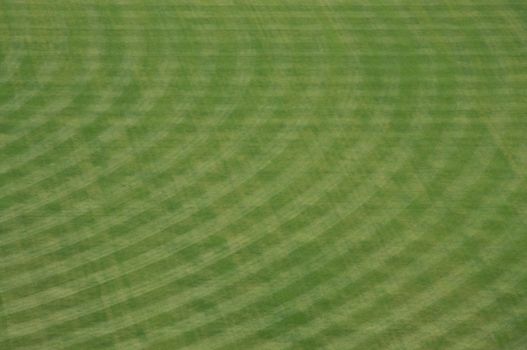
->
6, 19, 462, 348
171, 110, 502, 348
1, 1, 526, 350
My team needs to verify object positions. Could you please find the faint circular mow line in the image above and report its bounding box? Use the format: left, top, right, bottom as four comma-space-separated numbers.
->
1, 2, 526, 350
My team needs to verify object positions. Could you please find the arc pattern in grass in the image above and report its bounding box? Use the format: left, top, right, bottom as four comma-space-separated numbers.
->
1, 1, 526, 349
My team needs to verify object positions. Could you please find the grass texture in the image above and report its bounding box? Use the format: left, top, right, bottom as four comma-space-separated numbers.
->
1, 1, 526, 349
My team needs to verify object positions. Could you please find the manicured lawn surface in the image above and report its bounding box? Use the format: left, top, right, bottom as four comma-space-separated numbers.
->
1, 1, 526, 349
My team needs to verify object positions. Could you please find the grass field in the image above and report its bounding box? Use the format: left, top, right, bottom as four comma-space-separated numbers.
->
1, 1, 527, 349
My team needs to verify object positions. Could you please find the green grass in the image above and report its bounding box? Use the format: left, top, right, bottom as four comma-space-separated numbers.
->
1, 1, 526, 349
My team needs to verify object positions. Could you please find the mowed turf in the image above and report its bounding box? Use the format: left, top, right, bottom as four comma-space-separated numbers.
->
1, 1, 526, 349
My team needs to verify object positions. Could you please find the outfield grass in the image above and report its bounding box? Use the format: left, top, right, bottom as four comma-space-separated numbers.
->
1, 1, 527, 349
